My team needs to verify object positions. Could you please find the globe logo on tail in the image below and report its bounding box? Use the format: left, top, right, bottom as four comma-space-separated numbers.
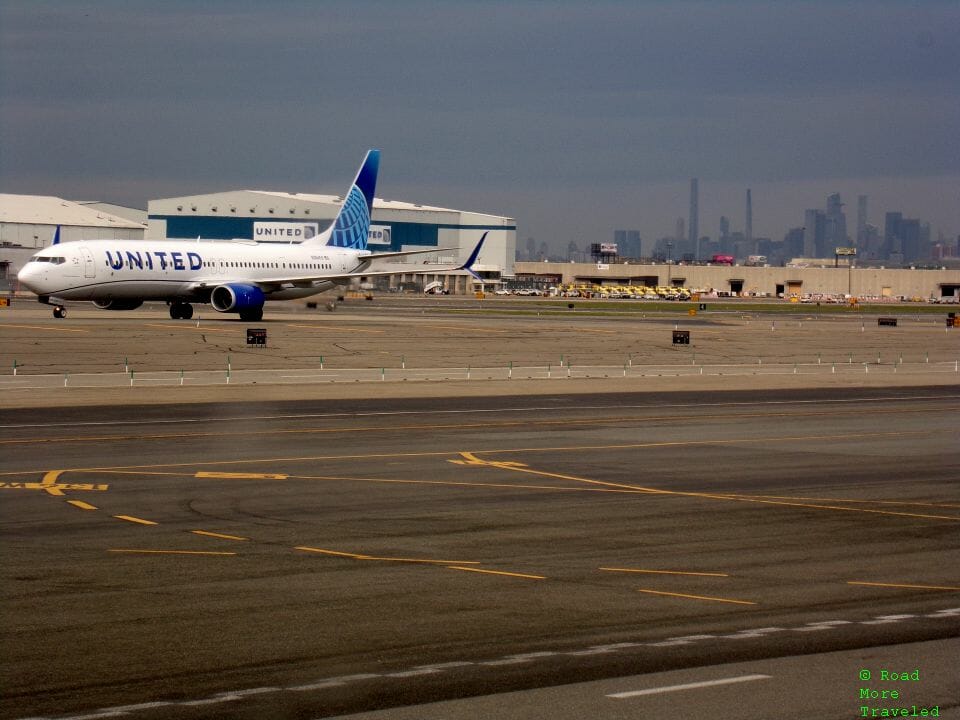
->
330, 185, 371, 250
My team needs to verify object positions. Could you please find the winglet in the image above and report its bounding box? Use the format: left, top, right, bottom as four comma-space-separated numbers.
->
52, 225, 61, 245
461, 232, 487, 281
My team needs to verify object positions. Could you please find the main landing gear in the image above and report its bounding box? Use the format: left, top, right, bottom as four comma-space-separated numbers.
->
169, 302, 194, 320
52, 305, 67, 319
239, 306, 264, 322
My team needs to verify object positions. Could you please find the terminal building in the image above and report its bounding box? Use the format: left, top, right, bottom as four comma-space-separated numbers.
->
511, 260, 960, 302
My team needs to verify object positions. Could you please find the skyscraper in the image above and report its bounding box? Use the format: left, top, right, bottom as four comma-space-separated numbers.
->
614, 230, 642, 258
745, 188, 753, 249
803, 209, 826, 257
825, 193, 848, 252
884, 212, 903, 258
856, 195, 868, 248
688, 179, 699, 261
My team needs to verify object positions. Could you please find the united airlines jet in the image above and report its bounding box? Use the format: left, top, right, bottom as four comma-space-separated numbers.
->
17, 150, 486, 320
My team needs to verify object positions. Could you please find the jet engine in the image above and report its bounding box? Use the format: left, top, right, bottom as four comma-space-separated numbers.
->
210, 283, 265, 313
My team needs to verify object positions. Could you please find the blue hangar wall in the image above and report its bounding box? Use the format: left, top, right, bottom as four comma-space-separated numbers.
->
152, 215, 460, 250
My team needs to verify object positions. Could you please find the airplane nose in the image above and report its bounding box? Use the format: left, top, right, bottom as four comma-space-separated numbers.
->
17, 263, 41, 292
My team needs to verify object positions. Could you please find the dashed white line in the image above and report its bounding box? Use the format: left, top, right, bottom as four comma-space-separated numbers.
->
722, 627, 784, 639
19, 608, 959, 720
860, 614, 917, 625
647, 634, 716, 647
793, 620, 853, 632
607, 674, 772, 699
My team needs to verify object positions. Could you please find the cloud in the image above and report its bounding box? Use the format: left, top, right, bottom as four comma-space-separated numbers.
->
1, 0, 957, 246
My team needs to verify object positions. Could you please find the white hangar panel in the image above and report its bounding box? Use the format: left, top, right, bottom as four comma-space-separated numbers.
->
1, 194, 145, 249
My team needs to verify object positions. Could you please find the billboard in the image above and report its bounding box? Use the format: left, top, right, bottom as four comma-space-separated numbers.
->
253, 222, 319, 242
368, 225, 391, 246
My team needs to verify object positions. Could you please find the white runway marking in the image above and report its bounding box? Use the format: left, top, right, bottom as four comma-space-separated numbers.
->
607, 673, 771, 699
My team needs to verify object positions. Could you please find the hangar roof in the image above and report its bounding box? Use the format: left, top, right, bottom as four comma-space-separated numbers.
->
150, 189, 511, 222
0, 194, 146, 229
254, 191, 459, 214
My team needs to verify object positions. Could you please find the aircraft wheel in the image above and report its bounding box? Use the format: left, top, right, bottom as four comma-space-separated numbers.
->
169, 302, 193, 320
239, 306, 263, 322
53, 305, 66, 319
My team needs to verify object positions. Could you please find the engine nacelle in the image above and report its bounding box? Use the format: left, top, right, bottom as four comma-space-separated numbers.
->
210, 283, 265, 313
93, 298, 144, 311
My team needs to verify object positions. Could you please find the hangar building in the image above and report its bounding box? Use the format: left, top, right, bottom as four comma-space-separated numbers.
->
147, 191, 516, 293
0, 194, 146, 289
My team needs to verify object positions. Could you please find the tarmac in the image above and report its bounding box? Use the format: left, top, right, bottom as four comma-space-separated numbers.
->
1, 296, 957, 408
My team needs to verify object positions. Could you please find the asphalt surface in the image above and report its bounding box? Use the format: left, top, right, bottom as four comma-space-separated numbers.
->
2, 388, 959, 719
2, 298, 958, 407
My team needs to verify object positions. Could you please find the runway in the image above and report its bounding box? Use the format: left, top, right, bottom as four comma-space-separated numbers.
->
2, 388, 958, 719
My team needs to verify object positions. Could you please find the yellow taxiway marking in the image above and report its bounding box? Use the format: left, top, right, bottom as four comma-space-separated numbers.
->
295, 546, 480, 565
453, 452, 960, 522
296, 546, 372, 559
562, 326, 619, 335
446, 566, 547, 580
67, 500, 98, 510
1, 481, 108, 492
108, 549, 236, 556
0, 323, 88, 333
191, 530, 248, 541
41, 470, 65, 496
420, 323, 511, 334
848, 581, 960, 592
286, 323, 385, 334
114, 515, 158, 526
601, 568, 730, 577
195, 471, 289, 480
144, 323, 235, 333
637, 588, 756, 605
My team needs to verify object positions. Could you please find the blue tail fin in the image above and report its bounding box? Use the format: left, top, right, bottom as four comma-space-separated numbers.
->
52, 225, 61, 245
319, 149, 380, 250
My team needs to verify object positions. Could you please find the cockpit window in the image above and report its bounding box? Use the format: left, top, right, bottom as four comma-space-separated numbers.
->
30, 256, 66, 265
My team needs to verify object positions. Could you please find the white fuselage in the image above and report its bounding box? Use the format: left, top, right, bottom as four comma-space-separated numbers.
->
17, 238, 373, 303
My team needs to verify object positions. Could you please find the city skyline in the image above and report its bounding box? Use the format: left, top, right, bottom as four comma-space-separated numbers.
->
1, 2, 958, 252
525, 184, 955, 265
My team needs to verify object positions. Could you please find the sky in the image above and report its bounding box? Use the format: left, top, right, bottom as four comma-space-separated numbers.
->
1, 0, 958, 253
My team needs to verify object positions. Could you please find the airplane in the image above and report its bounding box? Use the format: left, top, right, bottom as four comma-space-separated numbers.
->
16, 150, 487, 320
